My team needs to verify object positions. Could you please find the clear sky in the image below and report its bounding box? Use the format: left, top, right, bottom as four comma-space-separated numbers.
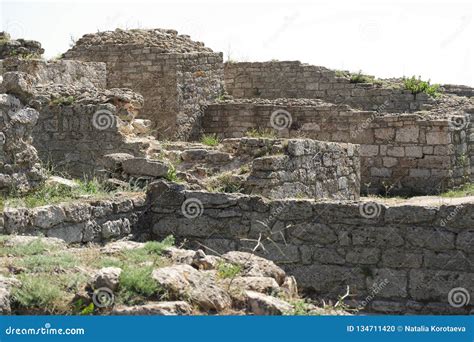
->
1, 0, 473, 86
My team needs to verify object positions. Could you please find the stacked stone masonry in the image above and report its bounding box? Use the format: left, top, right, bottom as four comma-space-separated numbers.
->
0, 58, 155, 176
203, 100, 470, 195
244, 139, 360, 200
64, 29, 224, 140
148, 181, 474, 314
224, 61, 434, 112
0, 193, 146, 243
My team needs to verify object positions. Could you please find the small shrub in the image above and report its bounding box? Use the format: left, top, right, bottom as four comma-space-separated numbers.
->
245, 128, 277, 139
12, 276, 65, 312
284, 299, 317, 316
4, 177, 111, 208
403, 76, 440, 97
217, 261, 241, 279
334, 70, 350, 78
200, 134, 219, 147
18, 253, 77, 272
118, 266, 159, 305
350, 70, 375, 84
206, 172, 242, 193
165, 164, 179, 182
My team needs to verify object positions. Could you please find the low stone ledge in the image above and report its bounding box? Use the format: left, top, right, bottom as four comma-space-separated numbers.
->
1, 193, 146, 243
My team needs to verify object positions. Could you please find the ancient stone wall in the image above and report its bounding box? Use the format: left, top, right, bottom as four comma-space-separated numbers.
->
0, 61, 151, 177
203, 100, 470, 195
2, 58, 106, 88
0, 32, 44, 59
64, 29, 224, 140
224, 61, 433, 112
32, 102, 149, 176
0, 193, 146, 243
148, 181, 474, 314
244, 139, 360, 200
0, 93, 46, 194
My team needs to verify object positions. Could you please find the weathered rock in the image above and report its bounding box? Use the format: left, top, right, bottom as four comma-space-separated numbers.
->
3, 235, 65, 249
223, 276, 280, 294
191, 249, 223, 270
100, 240, 144, 254
152, 264, 231, 311
132, 119, 153, 135
162, 247, 196, 265
100, 153, 135, 172
222, 251, 286, 285
32, 205, 66, 229
245, 291, 292, 315
281, 276, 299, 299
122, 157, 169, 177
45, 176, 79, 189
0, 93, 46, 194
111, 301, 192, 315
89, 267, 122, 291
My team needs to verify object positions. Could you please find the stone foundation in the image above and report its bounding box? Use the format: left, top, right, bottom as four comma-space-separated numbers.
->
224, 61, 434, 112
0, 193, 146, 243
245, 139, 360, 200
147, 181, 474, 314
203, 99, 470, 195
64, 29, 224, 140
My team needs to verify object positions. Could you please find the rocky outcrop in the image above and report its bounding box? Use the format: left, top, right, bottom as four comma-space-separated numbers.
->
0, 93, 46, 194
0, 32, 44, 59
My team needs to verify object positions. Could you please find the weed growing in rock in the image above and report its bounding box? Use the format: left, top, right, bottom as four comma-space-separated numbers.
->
206, 172, 243, 193
440, 182, 474, 198
349, 70, 380, 84
118, 266, 159, 305
216, 261, 241, 279
200, 133, 219, 147
2, 178, 112, 209
245, 128, 277, 139
50, 95, 75, 106
12, 275, 66, 313
403, 76, 440, 97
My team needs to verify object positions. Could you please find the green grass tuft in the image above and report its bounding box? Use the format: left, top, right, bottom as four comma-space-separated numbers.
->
118, 266, 159, 305
12, 275, 65, 312
440, 183, 474, 198
200, 134, 219, 147
245, 128, 277, 139
216, 261, 241, 279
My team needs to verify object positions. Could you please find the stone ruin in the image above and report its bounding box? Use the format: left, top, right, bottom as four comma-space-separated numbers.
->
0, 28, 473, 315
0, 93, 45, 194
